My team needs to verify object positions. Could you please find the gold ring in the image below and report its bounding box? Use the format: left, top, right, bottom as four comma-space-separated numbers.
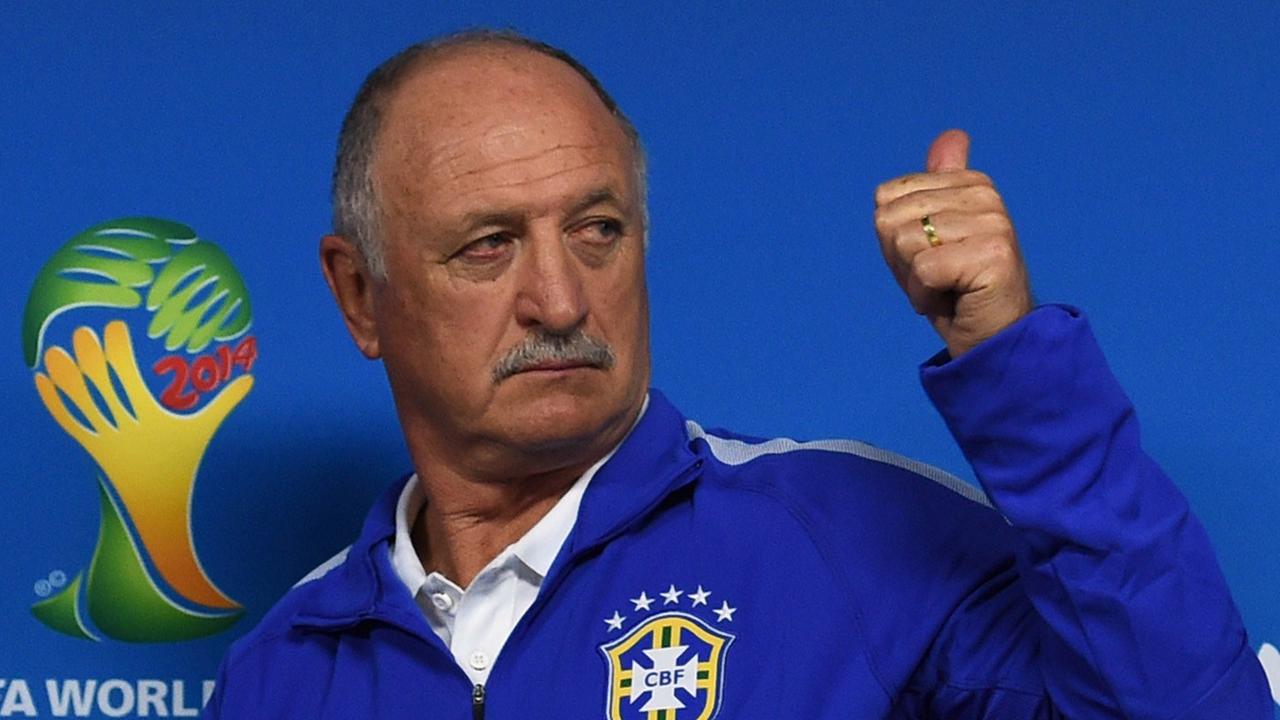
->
921, 216, 941, 247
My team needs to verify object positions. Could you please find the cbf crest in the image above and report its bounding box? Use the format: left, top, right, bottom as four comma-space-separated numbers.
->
599, 585, 736, 720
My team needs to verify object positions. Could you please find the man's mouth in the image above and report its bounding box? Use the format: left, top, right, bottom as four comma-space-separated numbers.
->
516, 360, 598, 373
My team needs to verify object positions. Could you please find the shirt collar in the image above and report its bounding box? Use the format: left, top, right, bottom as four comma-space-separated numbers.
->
390, 395, 649, 591
390, 476, 429, 596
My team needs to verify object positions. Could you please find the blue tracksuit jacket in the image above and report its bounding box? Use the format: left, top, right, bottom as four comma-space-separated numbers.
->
205, 306, 1271, 718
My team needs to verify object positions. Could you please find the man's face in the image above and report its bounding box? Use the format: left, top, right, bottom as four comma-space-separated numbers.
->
365, 47, 650, 471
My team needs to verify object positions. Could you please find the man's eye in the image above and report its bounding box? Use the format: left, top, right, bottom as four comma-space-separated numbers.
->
580, 220, 623, 243
457, 234, 512, 261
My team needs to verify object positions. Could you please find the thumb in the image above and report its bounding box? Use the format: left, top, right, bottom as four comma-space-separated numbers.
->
925, 129, 970, 172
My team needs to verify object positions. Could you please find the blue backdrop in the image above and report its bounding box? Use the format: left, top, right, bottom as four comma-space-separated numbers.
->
4, 2, 1277, 716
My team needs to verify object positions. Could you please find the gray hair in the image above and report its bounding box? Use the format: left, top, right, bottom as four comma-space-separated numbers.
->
332, 29, 647, 279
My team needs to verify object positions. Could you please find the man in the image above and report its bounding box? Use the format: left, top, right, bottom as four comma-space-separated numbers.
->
205, 30, 1270, 718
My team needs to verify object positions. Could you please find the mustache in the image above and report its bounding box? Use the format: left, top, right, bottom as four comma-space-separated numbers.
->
492, 330, 616, 382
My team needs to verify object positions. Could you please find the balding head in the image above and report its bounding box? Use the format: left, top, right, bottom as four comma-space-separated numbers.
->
332, 30, 646, 279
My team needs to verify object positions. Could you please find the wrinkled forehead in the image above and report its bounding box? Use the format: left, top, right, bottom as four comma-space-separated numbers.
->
371, 47, 636, 213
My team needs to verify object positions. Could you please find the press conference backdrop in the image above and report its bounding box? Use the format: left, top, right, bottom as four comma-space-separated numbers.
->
3, 2, 1277, 717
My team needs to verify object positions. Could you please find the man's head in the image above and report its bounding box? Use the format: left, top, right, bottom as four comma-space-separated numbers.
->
332, 30, 647, 279
320, 30, 651, 479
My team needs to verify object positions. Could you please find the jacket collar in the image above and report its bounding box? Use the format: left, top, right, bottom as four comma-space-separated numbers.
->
290, 389, 701, 632
562, 389, 702, 558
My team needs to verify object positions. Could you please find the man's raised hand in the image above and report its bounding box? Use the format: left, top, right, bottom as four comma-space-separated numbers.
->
873, 129, 1033, 358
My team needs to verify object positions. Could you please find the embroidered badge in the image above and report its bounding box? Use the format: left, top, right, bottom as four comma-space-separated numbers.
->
600, 585, 735, 720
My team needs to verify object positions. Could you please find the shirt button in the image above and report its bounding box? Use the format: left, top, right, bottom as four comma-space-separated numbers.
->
469, 651, 489, 671
430, 593, 454, 612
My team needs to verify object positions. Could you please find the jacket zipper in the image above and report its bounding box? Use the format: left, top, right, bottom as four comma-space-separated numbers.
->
509, 459, 704, 635
465, 459, 702, 720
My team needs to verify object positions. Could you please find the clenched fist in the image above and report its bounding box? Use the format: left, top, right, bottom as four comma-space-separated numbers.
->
874, 130, 1033, 358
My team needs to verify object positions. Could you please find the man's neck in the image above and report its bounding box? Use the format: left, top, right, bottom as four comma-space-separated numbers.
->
409, 461, 587, 588
406, 396, 648, 588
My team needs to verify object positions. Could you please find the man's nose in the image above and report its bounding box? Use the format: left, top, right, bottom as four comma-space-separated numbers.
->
514, 230, 588, 334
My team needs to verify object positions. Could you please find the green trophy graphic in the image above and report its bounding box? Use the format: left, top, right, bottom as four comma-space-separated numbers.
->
24, 217, 256, 642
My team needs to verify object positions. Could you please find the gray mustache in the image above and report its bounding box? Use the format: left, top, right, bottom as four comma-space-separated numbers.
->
492, 330, 616, 382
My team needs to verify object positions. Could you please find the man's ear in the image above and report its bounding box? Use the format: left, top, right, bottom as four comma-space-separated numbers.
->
319, 234, 382, 359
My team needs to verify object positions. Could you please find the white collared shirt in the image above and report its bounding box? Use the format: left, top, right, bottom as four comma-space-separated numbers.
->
389, 398, 646, 686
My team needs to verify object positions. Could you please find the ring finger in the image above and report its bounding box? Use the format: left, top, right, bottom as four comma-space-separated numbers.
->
888, 209, 1011, 262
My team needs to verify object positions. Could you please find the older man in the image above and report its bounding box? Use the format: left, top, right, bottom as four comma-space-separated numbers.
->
205, 30, 1270, 719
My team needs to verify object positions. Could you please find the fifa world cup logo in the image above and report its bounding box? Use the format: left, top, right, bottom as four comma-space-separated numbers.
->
23, 218, 255, 642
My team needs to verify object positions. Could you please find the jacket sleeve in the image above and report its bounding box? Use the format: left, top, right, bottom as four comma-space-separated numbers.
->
917, 305, 1271, 719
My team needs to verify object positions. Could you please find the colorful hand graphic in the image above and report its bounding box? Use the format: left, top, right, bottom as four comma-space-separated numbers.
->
34, 320, 251, 610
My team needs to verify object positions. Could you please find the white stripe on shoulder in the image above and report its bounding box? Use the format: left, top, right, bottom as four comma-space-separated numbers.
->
292, 546, 352, 588
685, 420, 990, 507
